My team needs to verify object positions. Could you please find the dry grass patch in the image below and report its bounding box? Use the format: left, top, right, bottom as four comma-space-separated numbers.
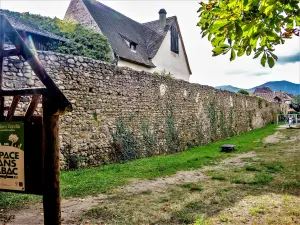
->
204, 193, 300, 225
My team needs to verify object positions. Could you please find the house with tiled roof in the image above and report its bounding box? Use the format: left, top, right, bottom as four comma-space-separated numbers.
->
253, 86, 293, 104
64, 0, 192, 81
0, 10, 67, 51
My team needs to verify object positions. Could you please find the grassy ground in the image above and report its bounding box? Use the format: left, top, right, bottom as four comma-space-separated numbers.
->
79, 128, 300, 225
0, 124, 277, 210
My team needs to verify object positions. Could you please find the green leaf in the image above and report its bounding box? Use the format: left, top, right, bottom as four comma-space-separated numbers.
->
223, 48, 231, 55
220, 43, 230, 48
212, 47, 224, 56
296, 16, 300, 26
264, 5, 275, 16
212, 43, 230, 56
269, 52, 278, 60
246, 46, 252, 56
210, 20, 230, 33
261, 53, 267, 67
202, 30, 209, 38
267, 56, 275, 68
250, 33, 260, 49
212, 37, 225, 47
235, 23, 243, 37
237, 48, 246, 57
253, 51, 263, 59
230, 49, 236, 61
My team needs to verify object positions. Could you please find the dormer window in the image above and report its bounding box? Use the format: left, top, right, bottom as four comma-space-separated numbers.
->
130, 42, 137, 52
123, 36, 137, 53
171, 25, 179, 54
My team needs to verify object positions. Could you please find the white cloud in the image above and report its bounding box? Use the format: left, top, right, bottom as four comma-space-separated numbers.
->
1, 0, 300, 89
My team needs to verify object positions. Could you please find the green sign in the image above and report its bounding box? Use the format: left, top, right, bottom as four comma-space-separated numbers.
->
0, 122, 25, 191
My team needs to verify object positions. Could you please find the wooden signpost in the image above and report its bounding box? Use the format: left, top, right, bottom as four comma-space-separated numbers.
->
0, 14, 72, 225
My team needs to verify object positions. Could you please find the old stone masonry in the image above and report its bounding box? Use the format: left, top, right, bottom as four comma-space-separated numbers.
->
3, 52, 288, 169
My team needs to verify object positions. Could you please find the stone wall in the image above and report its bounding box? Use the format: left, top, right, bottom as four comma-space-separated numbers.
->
3, 52, 288, 168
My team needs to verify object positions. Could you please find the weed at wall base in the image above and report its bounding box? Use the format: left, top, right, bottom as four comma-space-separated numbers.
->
112, 119, 139, 162
165, 104, 181, 153
141, 120, 158, 157
61, 144, 80, 171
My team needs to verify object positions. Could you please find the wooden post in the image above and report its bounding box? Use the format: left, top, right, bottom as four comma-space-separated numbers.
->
0, 16, 5, 122
42, 96, 61, 225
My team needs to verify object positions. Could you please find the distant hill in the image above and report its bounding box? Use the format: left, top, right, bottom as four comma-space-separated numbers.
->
215, 85, 240, 93
216, 81, 300, 96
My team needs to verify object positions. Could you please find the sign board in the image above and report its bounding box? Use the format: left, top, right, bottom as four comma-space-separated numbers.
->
0, 122, 25, 191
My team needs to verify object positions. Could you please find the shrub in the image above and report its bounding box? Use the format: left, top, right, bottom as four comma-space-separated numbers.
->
165, 104, 180, 153
112, 119, 138, 162
60, 144, 79, 170
237, 89, 249, 95
208, 99, 218, 141
258, 97, 263, 109
141, 121, 157, 157
3, 10, 111, 61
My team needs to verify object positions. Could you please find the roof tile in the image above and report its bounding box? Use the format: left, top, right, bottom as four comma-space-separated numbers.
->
82, 0, 178, 68
0, 10, 68, 42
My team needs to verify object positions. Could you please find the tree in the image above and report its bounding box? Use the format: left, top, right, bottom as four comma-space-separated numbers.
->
237, 89, 249, 95
197, 0, 300, 68
291, 95, 300, 112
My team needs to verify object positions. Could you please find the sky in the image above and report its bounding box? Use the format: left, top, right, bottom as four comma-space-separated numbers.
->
1, 0, 300, 89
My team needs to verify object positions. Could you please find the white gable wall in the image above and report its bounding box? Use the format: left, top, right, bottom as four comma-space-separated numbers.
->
151, 29, 190, 82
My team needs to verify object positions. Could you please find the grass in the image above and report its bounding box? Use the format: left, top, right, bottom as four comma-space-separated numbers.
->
245, 165, 262, 172
262, 162, 284, 173
182, 183, 203, 192
249, 202, 269, 216
60, 124, 277, 197
0, 124, 278, 210
80, 128, 300, 225
211, 175, 226, 180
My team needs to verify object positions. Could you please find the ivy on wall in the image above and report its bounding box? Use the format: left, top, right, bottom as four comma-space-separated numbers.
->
228, 107, 235, 137
165, 104, 180, 153
219, 110, 228, 138
258, 97, 263, 109
112, 119, 138, 162
208, 99, 218, 141
4, 10, 111, 62
141, 120, 158, 157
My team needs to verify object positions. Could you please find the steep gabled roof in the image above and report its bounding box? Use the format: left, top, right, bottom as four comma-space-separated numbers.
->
82, 0, 155, 68
253, 87, 273, 94
81, 0, 191, 73
274, 91, 293, 101
143, 16, 192, 74
143, 16, 177, 58
255, 92, 277, 102
0, 10, 68, 42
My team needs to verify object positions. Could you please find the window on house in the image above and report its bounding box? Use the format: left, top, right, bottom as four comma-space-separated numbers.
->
130, 42, 137, 52
171, 25, 179, 54
123, 37, 137, 52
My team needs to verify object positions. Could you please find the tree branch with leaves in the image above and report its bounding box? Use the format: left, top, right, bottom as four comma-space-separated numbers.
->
197, 0, 300, 68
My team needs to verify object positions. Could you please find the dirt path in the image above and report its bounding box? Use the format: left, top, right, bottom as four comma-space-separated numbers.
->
120, 151, 256, 195
263, 131, 286, 143
5, 195, 107, 225
4, 152, 256, 225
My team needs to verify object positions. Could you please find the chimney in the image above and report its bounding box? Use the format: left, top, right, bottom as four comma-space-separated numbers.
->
159, 8, 167, 29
